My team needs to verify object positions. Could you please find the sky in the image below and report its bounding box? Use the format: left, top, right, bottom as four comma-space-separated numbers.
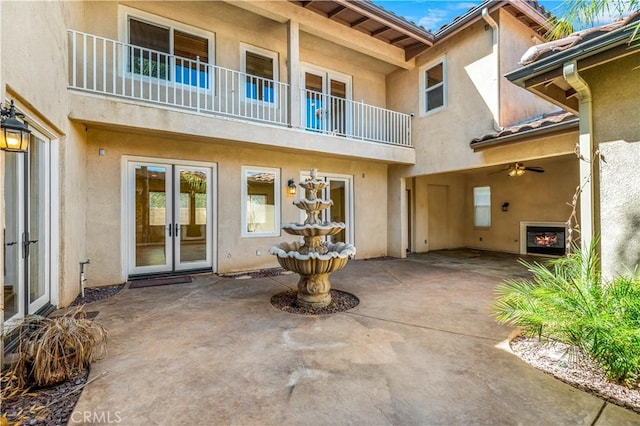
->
371, 1, 630, 33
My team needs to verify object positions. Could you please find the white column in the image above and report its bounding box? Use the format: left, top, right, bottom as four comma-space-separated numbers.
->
287, 20, 301, 129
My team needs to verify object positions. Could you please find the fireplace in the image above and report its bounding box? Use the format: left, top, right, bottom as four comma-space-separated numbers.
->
520, 222, 567, 256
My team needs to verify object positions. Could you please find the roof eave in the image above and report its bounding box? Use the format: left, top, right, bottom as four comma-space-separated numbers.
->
470, 118, 579, 151
506, 25, 639, 85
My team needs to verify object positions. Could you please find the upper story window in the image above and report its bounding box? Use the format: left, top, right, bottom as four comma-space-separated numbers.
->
420, 59, 446, 115
473, 186, 491, 228
123, 7, 213, 89
241, 44, 278, 103
241, 166, 280, 237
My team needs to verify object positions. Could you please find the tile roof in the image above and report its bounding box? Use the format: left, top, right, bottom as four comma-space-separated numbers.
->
519, 10, 640, 65
435, 0, 551, 37
470, 111, 578, 149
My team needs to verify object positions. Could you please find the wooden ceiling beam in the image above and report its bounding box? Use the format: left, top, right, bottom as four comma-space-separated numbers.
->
350, 16, 369, 28
327, 5, 346, 18
371, 26, 391, 37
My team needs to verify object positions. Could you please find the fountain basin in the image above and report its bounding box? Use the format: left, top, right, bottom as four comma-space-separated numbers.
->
282, 223, 345, 237
294, 199, 333, 211
269, 241, 355, 273
269, 242, 356, 308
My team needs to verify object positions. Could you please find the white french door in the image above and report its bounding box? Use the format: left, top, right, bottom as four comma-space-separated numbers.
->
3, 132, 52, 325
302, 66, 351, 136
127, 159, 215, 275
299, 172, 354, 245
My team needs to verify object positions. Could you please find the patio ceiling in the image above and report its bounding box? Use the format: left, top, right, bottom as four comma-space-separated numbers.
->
289, 0, 435, 61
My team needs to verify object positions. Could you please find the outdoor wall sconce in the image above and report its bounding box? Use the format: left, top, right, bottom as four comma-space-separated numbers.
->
0, 100, 31, 152
502, 202, 510, 212
287, 179, 297, 196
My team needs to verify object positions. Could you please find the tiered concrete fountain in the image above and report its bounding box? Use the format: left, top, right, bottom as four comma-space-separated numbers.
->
270, 169, 356, 308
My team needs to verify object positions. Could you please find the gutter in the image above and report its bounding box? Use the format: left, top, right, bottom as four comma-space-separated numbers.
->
506, 23, 638, 84
562, 60, 595, 251
482, 7, 501, 130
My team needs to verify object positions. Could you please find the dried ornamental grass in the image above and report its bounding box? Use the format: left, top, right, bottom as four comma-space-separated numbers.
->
8, 306, 108, 389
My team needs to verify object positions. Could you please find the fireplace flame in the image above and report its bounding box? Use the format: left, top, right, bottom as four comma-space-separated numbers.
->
535, 234, 558, 247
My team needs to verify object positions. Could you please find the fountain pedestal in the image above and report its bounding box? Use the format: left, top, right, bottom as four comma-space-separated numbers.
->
270, 169, 356, 308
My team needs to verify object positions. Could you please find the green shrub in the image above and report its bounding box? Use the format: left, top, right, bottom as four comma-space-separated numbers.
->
492, 243, 640, 384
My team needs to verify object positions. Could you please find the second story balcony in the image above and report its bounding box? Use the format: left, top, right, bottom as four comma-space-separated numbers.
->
67, 30, 412, 150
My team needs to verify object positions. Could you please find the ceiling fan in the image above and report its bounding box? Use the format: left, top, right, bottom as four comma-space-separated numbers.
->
495, 162, 545, 176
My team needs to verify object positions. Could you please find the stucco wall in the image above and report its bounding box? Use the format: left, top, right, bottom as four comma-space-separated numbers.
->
583, 54, 640, 277
84, 128, 388, 285
498, 9, 561, 127
463, 156, 579, 252
1, 1, 89, 307
75, 1, 391, 109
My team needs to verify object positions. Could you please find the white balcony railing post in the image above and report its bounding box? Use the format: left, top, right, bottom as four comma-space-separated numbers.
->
67, 30, 411, 147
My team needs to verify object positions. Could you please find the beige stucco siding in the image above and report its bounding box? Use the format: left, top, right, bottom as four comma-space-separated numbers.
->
1, 0, 89, 307
583, 54, 640, 277
84, 128, 388, 285
463, 156, 579, 252
498, 9, 561, 127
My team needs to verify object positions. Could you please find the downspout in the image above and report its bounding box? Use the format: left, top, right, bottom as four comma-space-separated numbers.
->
482, 8, 501, 130
563, 60, 594, 252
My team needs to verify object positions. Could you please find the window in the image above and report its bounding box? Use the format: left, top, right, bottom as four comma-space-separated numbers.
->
241, 44, 278, 102
126, 13, 211, 88
421, 60, 446, 114
473, 186, 491, 228
242, 166, 280, 236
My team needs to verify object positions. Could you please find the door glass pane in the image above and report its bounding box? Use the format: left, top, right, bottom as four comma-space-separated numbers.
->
3, 153, 21, 320
328, 179, 346, 243
135, 165, 168, 266
330, 80, 346, 135
179, 169, 207, 263
305, 73, 324, 131
29, 136, 47, 306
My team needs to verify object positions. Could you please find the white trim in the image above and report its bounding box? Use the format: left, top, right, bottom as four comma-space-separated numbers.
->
122, 155, 218, 278
240, 43, 280, 105
174, 165, 214, 271
419, 56, 447, 116
300, 64, 353, 134
241, 165, 281, 238
473, 185, 491, 228
240, 43, 279, 81
119, 5, 215, 51
519, 221, 568, 256
49, 140, 60, 307
297, 171, 354, 246
118, 5, 215, 90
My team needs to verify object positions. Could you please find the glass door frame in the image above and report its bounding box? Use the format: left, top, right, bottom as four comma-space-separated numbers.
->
123, 156, 217, 277
3, 125, 57, 329
174, 165, 213, 272
298, 171, 354, 246
301, 64, 352, 136
26, 133, 52, 314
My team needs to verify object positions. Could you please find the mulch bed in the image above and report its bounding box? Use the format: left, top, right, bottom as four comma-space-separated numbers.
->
1, 368, 89, 426
221, 267, 292, 279
2, 285, 121, 425
69, 284, 124, 306
511, 336, 640, 414
271, 289, 359, 315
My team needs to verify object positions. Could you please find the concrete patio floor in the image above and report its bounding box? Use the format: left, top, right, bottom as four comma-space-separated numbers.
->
70, 250, 640, 425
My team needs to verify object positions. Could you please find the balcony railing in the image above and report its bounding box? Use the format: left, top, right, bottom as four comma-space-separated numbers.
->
302, 89, 411, 146
68, 30, 412, 147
